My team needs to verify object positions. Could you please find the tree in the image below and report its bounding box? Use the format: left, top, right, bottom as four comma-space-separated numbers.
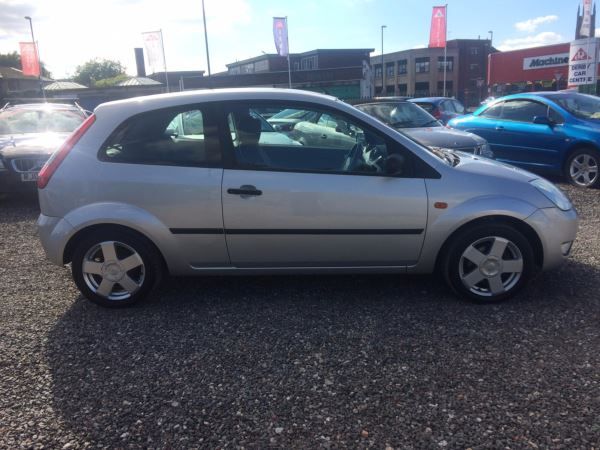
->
0, 51, 51, 78
73, 59, 126, 87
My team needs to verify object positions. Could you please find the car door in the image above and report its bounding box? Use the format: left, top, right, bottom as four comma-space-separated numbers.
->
220, 101, 429, 268
493, 99, 568, 169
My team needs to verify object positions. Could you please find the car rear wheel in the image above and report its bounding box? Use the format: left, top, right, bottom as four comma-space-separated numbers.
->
442, 224, 535, 303
566, 148, 600, 188
71, 229, 163, 307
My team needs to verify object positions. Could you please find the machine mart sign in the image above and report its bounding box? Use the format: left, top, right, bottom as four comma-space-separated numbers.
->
568, 38, 599, 87
523, 53, 569, 70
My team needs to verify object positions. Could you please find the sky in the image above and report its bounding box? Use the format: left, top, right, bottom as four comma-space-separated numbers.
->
0, 0, 588, 79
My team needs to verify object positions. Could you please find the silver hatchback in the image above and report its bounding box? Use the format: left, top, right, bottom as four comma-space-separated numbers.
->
36, 88, 577, 307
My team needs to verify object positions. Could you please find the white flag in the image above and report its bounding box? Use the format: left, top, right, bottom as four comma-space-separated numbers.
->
581, 0, 593, 38
142, 31, 166, 74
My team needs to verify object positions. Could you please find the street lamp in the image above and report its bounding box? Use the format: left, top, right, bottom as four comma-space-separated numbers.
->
381, 25, 386, 95
24, 16, 44, 98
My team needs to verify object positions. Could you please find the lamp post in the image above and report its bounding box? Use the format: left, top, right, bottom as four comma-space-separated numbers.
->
381, 25, 386, 95
202, 0, 212, 77
24, 16, 45, 99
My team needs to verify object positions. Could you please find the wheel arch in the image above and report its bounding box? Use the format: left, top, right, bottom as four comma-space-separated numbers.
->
563, 140, 600, 167
434, 215, 544, 273
63, 223, 168, 273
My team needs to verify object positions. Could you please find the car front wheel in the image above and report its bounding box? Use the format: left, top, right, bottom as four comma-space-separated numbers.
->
442, 224, 535, 303
71, 229, 163, 307
566, 148, 600, 188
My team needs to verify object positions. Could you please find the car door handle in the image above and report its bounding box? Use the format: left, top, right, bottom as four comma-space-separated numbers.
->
495, 126, 505, 131
227, 185, 262, 196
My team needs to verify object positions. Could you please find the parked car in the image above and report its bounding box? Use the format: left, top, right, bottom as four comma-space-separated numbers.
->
267, 108, 319, 132
448, 92, 600, 188
36, 88, 577, 307
0, 102, 88, 193
355, 100, 493, 158
409, 97, 467, 124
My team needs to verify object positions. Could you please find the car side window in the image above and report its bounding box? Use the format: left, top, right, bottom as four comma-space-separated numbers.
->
225, 104, 412, 177
442, 100, 456, 112
480, 102, 503, 118
501, 100, 549, 123
99, 106, 220, 166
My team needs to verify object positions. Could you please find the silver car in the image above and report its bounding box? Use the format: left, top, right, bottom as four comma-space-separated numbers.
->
36, 88, 577, 307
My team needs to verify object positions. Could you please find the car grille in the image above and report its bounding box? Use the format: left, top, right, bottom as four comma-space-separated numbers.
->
10, 157, 49, 173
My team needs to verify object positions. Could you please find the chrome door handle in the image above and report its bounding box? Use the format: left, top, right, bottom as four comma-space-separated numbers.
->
227, 185, 262, 196
495, 126, 505, 131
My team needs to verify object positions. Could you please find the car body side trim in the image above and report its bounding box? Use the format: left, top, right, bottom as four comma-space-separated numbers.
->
170, 228, 424, 235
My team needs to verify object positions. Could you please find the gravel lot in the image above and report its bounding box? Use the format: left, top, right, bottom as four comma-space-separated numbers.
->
0, 186, 599, 449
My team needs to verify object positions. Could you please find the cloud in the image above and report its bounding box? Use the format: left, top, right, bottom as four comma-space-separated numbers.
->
497, 31, 563, 51
514, 15, 558, 33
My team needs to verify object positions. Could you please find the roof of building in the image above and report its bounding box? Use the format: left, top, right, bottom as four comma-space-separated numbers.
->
227, 49, 375, 67
0, 66, 52, 81
44, 81, 88, 90
117, 76, 162, 86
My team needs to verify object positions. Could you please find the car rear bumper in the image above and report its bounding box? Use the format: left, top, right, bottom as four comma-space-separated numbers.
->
37, 213, 74, 266
525, 207, 578, 271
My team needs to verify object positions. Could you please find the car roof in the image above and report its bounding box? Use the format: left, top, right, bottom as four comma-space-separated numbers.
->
409, 97, 450, 104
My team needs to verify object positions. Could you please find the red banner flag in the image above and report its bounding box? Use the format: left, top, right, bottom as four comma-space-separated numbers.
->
19, 42, 40, 77
429, 6, 447, 48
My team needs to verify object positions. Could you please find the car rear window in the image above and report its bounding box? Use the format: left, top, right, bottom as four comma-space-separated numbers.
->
414, 102, 435, 113
98, 106, 221, 167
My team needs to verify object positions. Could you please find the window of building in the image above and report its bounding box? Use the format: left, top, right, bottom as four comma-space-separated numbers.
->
254, 60, 269, 72
470, 47, 479, 55
469, 63, 480, 72
228, 66, 240, 75
397, 83, 408, 95
436, 80, 453, 96
397, 59, 407, 74
414, 81, 430, 96
386, 63, 395, 77
224, 103, 410, 177
301, 55, 318, 70
415, 57, 430, 73
386, 85, 395, 95
374, 65, 383, 79
437, 56, 454, 72
99, 107, 220, 167
293, 61, 300, 71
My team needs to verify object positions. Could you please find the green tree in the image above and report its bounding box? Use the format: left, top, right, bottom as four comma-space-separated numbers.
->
0, 51, 51, 78
93, 73, 129, 88
73, 59, 126, 87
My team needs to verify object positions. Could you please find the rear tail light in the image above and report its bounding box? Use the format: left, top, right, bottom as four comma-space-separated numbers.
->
37, 114, 96, 189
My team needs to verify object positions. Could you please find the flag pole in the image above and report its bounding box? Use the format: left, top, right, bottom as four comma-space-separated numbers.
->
443, 4, 447, 97
286, 16, 292, 88
160, 29, 170, 93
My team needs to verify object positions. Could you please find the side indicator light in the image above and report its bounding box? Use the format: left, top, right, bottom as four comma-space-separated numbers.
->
434, 202, 448, 209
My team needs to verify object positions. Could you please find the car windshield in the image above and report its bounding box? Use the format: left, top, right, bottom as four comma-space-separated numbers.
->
552, 93, 600, 120
0, 107, 84, 134
356, 102, 441, 128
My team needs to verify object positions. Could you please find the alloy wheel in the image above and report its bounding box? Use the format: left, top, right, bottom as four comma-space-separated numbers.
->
459, 236, 524, 298
569, 153, 599, 187
81, 241, 145, 301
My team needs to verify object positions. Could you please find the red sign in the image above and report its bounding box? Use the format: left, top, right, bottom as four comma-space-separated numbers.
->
571, 47, 591, 61
429, 6, 447, 48
19, 42, 40, 77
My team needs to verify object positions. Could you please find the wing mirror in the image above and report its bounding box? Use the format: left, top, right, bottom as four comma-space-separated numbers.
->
385, 153, 406, 176
533, 116, 554, 127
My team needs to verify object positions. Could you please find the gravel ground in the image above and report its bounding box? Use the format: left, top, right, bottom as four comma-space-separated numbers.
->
0, 186, 599, 449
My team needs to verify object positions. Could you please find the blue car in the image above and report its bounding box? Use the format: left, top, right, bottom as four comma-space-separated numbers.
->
448, 92, 600, 188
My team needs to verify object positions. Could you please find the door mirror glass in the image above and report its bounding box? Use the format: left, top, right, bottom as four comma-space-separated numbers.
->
533, 115, 553, 126
384, 153, 406, 176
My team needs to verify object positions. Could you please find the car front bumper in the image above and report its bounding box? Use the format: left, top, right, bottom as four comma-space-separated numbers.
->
0, 169, 39, 193
525, 207, 578, 271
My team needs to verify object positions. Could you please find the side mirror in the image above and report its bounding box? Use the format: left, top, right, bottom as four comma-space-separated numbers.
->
533, 115, 553, 126
385, 153, 405, 176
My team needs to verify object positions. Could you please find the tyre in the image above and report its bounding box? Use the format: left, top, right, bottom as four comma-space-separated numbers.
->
565, 148, 600, 188
71, 228, 163, 307
441, 224, 535, 303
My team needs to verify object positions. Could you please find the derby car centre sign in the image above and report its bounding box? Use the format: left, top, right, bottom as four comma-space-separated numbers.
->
568, 38, 599, 87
